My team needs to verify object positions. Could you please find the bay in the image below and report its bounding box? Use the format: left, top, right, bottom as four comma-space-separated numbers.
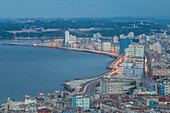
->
0, 40, 113, 104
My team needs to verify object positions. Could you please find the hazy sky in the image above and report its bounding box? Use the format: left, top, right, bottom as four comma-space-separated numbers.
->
0, 0, 170, 18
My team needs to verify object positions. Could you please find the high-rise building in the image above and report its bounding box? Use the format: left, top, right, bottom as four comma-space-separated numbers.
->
125, 44, 144, 58
102, 42, 111, 52
113, 36, 119, 43
120, 37, 131, 54
64, 31, 70, 46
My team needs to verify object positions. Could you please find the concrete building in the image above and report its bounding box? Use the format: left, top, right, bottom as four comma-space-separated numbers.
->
69, 35, 76, 41
152, 67, 170, 77
101, 77, 125, 94
93, 33, 102, 40
149, 43, 161, 54
124, 68, 143, 77
72, 95, 90, 110
125, 44, 144, 58
64, 31, 70, 46
113, 36, 119, 43
102, 42, 111, 52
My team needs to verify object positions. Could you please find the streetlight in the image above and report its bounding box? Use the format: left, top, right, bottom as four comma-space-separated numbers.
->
77, 86, 82, 92
25, 95, 30, 98
39, 92, 44, 96
78, 86, 82, 89
55, 90, 59, 93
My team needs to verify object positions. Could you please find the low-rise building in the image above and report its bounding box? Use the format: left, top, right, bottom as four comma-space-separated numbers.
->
149, 43, 161, 54
152, 67, 170, 77
71, 95, 90, 110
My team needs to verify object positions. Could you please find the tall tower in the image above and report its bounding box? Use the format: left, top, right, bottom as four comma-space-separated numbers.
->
120, 37, 131, 54
64, 31, 70, 46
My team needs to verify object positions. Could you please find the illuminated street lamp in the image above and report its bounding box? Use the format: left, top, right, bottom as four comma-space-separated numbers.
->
25, 95, 30, 98
39, 92, 44, 96
55, 90, 59, 93
78, 86, 82, 89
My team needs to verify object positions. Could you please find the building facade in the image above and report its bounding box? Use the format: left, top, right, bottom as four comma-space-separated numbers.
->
125, 44, 144, 58
160, 80, 170, 95
101, 77, 125, 94
124, 68, 143, 77
152, 67, 170, 77
72, 95, 90, 110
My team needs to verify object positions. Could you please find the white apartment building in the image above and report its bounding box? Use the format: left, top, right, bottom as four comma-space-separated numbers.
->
101, 78, 125, 94
72, 95, 90, 110
102, 42, 111, 52
64, 31, 70, 46
113, 36, 119, 43
125, 44, 144, 58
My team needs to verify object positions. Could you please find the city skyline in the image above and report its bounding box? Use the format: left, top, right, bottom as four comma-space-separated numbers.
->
0, 0, 169, 112
0, 0, 170, 18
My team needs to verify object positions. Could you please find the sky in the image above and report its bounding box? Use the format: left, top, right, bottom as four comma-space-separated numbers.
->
0, 0, 170, 18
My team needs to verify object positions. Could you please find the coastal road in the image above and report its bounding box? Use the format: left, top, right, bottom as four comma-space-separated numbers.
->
76, 56, 122, 95
79, 79, 100, 95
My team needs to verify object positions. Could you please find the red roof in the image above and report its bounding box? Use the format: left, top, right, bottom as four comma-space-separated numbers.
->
111, 72, 118, 75
159, 97, 166, 102
38, 108, 53, 113
137, 94, 145, 96
131, 108, 147, 111
159, 96, 170, 102
110, 95, 117, 99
